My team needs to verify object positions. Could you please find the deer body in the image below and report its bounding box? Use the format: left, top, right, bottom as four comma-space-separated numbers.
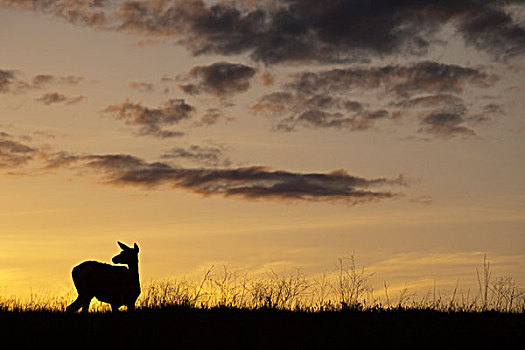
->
66, 242, 140, 313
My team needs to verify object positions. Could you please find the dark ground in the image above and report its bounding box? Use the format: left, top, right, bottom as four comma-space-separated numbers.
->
1, 307, 523, 349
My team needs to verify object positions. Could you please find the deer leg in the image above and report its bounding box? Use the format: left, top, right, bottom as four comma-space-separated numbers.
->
81, 296, 92, 314
66, 295, 83, 313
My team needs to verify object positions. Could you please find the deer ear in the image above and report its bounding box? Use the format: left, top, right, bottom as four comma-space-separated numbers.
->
118, 241, 130, 250
134, 243, 139, 252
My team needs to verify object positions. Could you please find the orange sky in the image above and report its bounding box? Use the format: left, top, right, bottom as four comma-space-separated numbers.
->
0, 0, 524, 300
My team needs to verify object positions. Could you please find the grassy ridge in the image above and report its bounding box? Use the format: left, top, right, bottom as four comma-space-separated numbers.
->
1, 255, 523, 348
0, 306, 523, 348
2, 254, 523, 313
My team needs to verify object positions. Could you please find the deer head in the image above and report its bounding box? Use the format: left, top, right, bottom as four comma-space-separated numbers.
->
112, 241, 139, 266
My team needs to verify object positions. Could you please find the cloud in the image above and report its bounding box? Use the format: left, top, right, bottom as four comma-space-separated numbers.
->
253, 91, 382, 132
285, 61, 495, 97
59, 75, 85, 85
3, 1, 524, 63
163, 0, 525, 63
161, 144, 232, 167
483, 103, 505, 115
0, 0, 108, 26
103, 99, 195, 138
276, 109, 387, 132
253, 61, 497, 137
41, 151, 82, 169
178, 62, 256, 97
408, 195, 434, 205
33, 74, 84, 87
129, 81, 155, 92
1, 68, 85, 94
252, 92, 294, 114
394, 94, 465, 109
0, 69, 32, 93
253, 92, 394, 132
33, 130, 57, 139
112, 0, 427, 64
261, 72, 275, 86
32, 74, 55, 87
0, 69, 16, 92
0, 136, 37, 168
0, 135, 404, 204
196, 108, 234, 126
459, 4, 525, 60
394, 93, 483, 137
78, 154, 403, 203
36, 92, 84, 105
419, 111, 476, 138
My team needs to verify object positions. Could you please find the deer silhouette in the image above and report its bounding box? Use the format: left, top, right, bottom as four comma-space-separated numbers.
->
66, 241, 141, 313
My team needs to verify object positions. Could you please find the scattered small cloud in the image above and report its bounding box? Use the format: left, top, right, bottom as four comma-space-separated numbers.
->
1, 68, 85, 94
0, 136, 37, 169
419, 111, 476, 138
253, 61, 498, 138
178, 62, 256, 97
195, 108, 234, 127
285, 61, 496, 98
32, 74, 55, 87
261, 71, 275, 86
103, 98, 195, 138
59, 75, 84, 85
129, 81, 155, 93
409, 195, 434, 205
36, 92, 84, 105
0, 69, 16, 92
0, 0, 108, 26
162, 144, 232, 167
32, 74, 83, 87
33, 131, 57, 139
483, 103, 505, 115
394, 94, 465, 110
0, 69, 32, 93
505, 86, 521, 93
276, 109, 388, 132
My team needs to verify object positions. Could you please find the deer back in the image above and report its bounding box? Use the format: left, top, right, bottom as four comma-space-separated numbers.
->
72, 261, 140, 303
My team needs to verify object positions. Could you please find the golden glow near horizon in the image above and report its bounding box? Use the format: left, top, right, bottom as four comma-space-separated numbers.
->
1, 1, 524, 301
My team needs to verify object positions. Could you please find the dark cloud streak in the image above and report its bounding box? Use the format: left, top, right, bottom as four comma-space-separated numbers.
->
81, 154, 402, 203
0, 135, 404, 204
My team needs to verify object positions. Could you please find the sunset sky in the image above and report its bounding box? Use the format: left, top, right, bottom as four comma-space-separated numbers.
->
1, 0, 524, 299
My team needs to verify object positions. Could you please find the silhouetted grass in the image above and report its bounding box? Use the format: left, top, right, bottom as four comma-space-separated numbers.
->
136, 254, 525, 313
0, 254, 523, 348
2, 254, 524, 313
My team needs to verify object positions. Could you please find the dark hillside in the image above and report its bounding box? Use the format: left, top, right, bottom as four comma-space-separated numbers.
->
1, 307, 523, 349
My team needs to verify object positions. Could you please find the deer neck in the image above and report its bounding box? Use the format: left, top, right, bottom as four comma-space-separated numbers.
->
127, 262, 140, 282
